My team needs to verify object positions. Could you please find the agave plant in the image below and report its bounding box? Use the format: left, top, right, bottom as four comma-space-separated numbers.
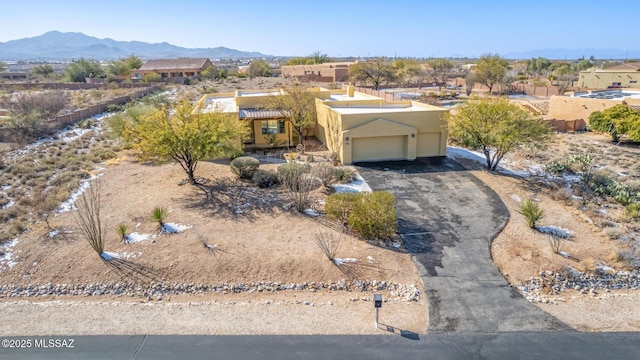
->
150, 207, 168, 231
115, 224, 129, 243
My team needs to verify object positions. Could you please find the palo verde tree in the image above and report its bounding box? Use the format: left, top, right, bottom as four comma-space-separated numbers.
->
286, 51, 332, 65
392, 58, 423, 87
64, 58, 105, 82
248, 59, 272, 77
426, 58, 454, 90
447, 97, 552, 171
32, 64, 55, 78
589, 104, 640, 142
261, 83, 317, 151
473, 54, 510, 93
124, 99, 249, 185
349, 57, 396, 90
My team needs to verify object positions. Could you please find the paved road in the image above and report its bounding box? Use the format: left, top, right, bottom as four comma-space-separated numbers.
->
357, 157, 570, 333
2, 333, 639, 359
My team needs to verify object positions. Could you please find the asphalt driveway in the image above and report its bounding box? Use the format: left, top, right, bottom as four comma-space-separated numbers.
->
356, 157, 570, 333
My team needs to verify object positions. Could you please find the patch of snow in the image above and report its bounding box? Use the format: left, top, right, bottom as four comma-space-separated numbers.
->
126, 232, 150, 244
510, 194, 522, 203
303, 209, 319, 217
597, 265, 615, 274
162, 222, 191, 234
367, 256, 374, 262
135, 223, 141, 229
47, 230, 60, 238
536, 226, 575, 239
100, 252, 120, 261
446, 146, 485, 163
0, 238, 19, 271
558, 251, 570, 258
1, 200, 15, 210
59, 127, 92, 143
55, 173, 104, 213
333, 258, 357, 265
331, 175, 372, 194
392, 242, 401, 248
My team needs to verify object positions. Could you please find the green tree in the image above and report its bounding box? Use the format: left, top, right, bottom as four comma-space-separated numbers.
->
122, 55, 143, 70
261, 83, 317, 151
64, 58, 105, 82
392, 58, 422, 87
286, 51, 332, 65
590, 104, 640, 142
349, 57, 396, 90
124, 100, 249, 185
447, 97, 552, 171
426, 58, 454, 90
310, 51, 331, 64
0, 61, 7, 72
575, 59, 593, 71
248, 59, 271, 77
473, 54, 510, 93
32, 64, 55, 78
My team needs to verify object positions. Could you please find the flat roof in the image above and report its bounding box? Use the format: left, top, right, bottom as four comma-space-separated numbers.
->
329, 104, 434, 115
328, 93, 376, 101
237, 90, 282, 97
572, 90, 640, 101
203, 97, 237, 113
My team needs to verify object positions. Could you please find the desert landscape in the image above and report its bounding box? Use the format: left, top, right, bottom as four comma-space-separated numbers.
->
1, 77, 639, 335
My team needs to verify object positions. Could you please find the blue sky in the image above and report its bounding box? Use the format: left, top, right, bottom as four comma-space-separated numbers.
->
1, 0, 637, 57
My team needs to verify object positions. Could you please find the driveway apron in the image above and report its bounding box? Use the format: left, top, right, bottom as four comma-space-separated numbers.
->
357, 158, 570, 332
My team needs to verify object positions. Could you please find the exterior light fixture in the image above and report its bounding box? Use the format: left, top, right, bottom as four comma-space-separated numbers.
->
374, 294, 382, 328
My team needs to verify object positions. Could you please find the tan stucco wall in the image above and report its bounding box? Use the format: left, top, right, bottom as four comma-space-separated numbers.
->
578, 70, 640, 89
316, 99, 448, 164
548, 95, 625, 122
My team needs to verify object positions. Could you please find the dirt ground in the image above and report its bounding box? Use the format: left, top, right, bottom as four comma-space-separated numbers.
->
0, 152, 427, 335
451, 131, 640, 332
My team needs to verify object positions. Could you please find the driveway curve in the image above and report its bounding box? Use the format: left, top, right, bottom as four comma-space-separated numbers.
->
356, 157, 571, 333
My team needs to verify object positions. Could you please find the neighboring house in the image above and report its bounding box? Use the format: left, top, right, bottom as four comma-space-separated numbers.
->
0, 72, 28, 81
130, 58, 214, 79
280, 62, 353, 83
195, 85, 448, 164
578, 63, 640, 89
548, 89, 640, 123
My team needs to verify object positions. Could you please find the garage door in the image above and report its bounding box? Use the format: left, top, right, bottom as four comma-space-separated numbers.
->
352, 136, 407, 162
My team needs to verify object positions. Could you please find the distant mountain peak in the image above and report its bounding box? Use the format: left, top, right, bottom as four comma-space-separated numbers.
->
0, 31, 269, 61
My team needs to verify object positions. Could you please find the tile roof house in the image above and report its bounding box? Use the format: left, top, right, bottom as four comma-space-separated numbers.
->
131, 58, 214, 79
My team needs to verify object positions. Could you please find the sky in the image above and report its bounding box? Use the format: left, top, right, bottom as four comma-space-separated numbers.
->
1, 0, 638, 58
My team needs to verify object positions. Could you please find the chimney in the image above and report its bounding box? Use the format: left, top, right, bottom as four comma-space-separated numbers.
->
347, 83, 355, 97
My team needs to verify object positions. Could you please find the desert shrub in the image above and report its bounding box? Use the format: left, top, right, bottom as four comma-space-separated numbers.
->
626, 203, 640, 219
517, 199, 545, 228
277, 162, 310, 184
314, 163, 338, 186
568, 154, 596, 186
230, 156, 260, 180
115, 224, 129, 243
592, 174, 637, 205
336, 167, 357, 184
143, 73, 163, 83
348, 191, 397, 240
326, 192, 362, 223
580, 258, 597, 273
545, 159, 572, 175
252, 169, 279, 188
105, 103, 124, 113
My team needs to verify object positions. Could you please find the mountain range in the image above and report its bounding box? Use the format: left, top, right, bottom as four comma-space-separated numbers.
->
0, 31, 268, 61
503, 48, 640, 60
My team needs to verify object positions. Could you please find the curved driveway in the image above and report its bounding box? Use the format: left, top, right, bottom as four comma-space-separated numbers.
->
357, 157, 570, 333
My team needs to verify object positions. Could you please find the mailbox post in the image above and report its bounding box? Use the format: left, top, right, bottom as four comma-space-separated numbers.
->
374, 294, 382, 328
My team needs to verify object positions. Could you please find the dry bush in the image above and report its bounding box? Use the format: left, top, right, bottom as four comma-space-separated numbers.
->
603, 227, 623, 240
580, 257, 598, 273
548, 234, 565, 254
3, 91, 70, 119
314, 228, 342, 262
73, 180, 106, 257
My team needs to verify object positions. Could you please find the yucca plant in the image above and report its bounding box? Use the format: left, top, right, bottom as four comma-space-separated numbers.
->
115, 224, 129, 243
150, 207, 168, 231
517, 199, 545, 228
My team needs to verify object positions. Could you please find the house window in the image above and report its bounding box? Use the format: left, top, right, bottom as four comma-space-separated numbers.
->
261, 120, 285, 135
630, 80, 637, 84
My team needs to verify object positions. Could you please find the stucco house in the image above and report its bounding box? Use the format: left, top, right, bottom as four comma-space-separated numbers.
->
548, 89, 640, 124
280, 62, 353, 83
131, 58, 214, 79
578, 63, 640, 89
195, 86, 448, 164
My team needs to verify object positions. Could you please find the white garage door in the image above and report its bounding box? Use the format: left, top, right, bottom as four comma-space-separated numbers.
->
352, 136, 407, 162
